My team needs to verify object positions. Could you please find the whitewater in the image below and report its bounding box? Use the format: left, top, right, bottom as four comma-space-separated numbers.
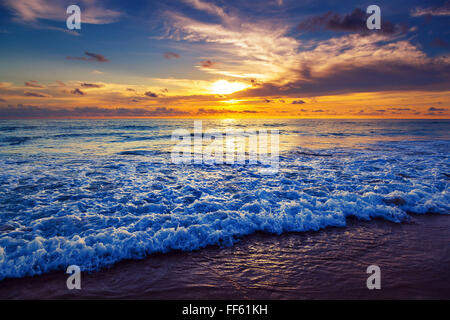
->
0, 119, 448, 280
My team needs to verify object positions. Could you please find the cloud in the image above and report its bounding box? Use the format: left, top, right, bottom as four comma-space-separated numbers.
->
387, 108, 411, 111
183, 0, 227, 19
25, 80, 44, 88
411, 5, 450, 17
147, 107, 189, 116
164, 52, 181, 59
166, 0, 439, 99
66, 51, 109, 62
0, 97, 6, 102
166, 0, 301, 82
428, 107, 446, 112
297, 8, 405, 35
80, 83, 104, 88
199, 60, 217, 68
144, 91, 159, 98
196, 108, 260, 115
232, 33, 450, 98
292, 99, 305, 104
23, 91, 49, 97
0, 105, 189, 118
4, 0, 121, 24
71, 88, 85, 95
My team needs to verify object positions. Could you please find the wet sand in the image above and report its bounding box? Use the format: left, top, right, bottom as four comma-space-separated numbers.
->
0, 214, 449, 300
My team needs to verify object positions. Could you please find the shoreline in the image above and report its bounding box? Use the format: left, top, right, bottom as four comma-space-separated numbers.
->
1, 214, 449, 300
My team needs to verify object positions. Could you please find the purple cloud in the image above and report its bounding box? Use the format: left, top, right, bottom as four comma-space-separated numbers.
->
164, 52, 180, 59
144, 91, 159, 98
71, 88, 85, 95
25, 80, 44, 88
23, 91, 49, 98
80, 83, 104, 88
66, 52, 109, 63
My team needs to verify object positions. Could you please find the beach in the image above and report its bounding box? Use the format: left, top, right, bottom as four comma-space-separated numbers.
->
0, 214, 449, 299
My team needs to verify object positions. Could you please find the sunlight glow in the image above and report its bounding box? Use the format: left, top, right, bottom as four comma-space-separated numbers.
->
210, 80, 250, 95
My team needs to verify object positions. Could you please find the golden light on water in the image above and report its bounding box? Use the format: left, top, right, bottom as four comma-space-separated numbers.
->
210, 80, 250, 95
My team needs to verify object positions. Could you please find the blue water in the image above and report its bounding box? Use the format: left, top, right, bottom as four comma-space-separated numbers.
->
0, 119, 449, 280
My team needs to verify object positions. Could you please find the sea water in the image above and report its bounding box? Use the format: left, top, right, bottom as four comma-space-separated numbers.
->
0, 119, 448, 280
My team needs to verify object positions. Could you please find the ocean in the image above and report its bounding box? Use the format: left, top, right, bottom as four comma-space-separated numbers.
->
0, 118, 449, 287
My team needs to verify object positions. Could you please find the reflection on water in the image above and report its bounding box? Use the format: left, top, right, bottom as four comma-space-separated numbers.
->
1, 119, 449, 155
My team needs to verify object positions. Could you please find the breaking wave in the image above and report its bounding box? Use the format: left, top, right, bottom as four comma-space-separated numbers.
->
0, 119, 448, 280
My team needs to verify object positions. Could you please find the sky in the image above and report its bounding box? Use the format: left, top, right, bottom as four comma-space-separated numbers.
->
0, 0, 449, 119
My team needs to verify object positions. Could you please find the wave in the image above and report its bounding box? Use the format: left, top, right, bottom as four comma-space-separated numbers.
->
117, 150, 166, 156
0, 140, 448, 280
0, 136, 34, 146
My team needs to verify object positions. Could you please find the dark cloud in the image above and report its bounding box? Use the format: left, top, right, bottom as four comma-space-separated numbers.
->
233, 60, 450, 98
356, 109, 388, 116
200, 60, 216, 68
71, 88, 85, 95
147, 107, 189, 116
387, 108, 411, 111
0, 105, 189, 119
23, 91, 49, 98
197, 108, 260, 115
164, 52, 180, 59
126, 88, 136, 92
251, 79, 262, 87
292, 99, 305, 104
144, 91, 159, 98
66, 51, 109, 63
25, 80, 44, 88
80, 83, 104, 88
428, 107, 446, 112
297, 8, 404, 35
0, 97, 6, 102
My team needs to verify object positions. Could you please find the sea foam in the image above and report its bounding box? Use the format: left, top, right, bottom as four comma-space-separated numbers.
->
0, 120, 448, 280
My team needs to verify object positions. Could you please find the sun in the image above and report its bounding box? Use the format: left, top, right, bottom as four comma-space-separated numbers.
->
210, 80, 249, 95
